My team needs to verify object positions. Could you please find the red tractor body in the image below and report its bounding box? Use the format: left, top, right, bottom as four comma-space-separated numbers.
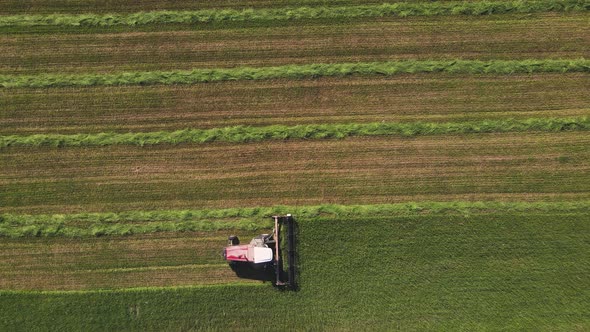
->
224, 245, 249, 262
224, 243, 274, 264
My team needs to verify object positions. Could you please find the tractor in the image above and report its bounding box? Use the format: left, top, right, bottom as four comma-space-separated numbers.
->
223, 214, 295, 288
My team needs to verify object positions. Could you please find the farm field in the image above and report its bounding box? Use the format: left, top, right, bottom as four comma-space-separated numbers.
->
2, 132, 590, 213
1, 0, 589, 330
2, 13, 588, 75
1, 210, 589, 330
2, 74, 588, 134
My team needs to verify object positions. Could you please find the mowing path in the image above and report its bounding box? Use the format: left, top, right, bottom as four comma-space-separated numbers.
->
0, 231, 259, 291
2, 74, 588, 135
2, 132, 589, 214
1, 13, 587, 75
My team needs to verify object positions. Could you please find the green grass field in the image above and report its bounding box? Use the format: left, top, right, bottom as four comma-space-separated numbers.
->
1, 0, 589, 330
1, 210, 589, 330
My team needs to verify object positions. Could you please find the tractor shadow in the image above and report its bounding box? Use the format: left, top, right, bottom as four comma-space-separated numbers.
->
228, 261, 275, 282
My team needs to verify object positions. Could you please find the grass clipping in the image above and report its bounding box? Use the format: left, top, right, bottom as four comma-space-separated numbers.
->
1, 117, 588, 148
1, 59, 589, 89
1, 201, 589, 237
0, 0, 587, 27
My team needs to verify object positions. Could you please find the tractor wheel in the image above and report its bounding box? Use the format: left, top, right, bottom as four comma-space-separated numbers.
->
228, 235, 240, 246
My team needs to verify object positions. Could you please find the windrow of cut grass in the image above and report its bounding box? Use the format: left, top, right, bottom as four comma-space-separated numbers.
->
0, 0, 587, 28
1, 201, 589, 238
1, 59, 588, 88
0, 218, 267, 238
1, 212, 588, 330
1, 117, 588, 148
3, 74, 589, 135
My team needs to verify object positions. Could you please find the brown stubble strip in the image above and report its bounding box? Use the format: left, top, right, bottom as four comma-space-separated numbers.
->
1, 73, 588, 135
0, 231, 262, 291
0, 232, 232, 269
4, 193, 588, 216
0, 264, 255, 291
0, 13, 587, 75
0, 0, 388, 15
1, 132, 589, 214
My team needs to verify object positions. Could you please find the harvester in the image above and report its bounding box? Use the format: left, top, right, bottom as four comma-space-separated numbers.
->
223, 214, 296, 289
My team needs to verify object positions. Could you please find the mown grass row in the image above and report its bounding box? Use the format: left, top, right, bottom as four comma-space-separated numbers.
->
2, 201, 588, 237
0, 219, 266, 238
1, 117, 588, 148
6, 14, 587, 76
1, 59, 588, 89
0, 0, 587, 27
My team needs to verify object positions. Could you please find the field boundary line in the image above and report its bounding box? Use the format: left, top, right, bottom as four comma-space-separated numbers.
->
0, 0, 587, 27
1, 59, 588, 89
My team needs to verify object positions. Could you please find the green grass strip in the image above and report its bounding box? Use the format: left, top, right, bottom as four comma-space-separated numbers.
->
0, 0, 587, 27
1, 201, 589, 238
0, 219, 270, 237
1, 59, 588, 89
1, 117, 588, 148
